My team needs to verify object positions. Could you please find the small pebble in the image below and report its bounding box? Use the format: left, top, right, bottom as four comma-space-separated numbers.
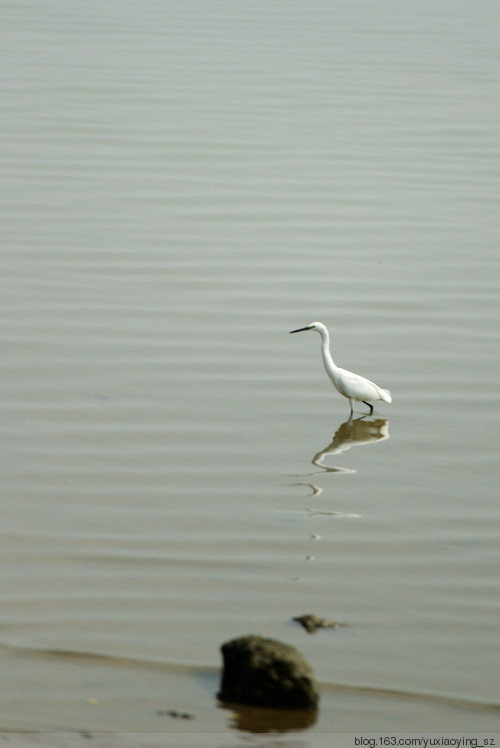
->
157, 709, 193, 719
293, 614, 343, 634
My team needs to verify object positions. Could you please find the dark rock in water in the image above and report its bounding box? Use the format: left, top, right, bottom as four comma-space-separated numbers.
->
293, 613, 343, 634
157, 709, 193, 719
218, 634, 319, 709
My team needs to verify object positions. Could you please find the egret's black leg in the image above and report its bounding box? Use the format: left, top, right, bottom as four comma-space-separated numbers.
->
362, 401, 374, 415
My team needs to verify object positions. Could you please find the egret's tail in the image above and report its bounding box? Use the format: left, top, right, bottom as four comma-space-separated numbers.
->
380, 388, 392, 404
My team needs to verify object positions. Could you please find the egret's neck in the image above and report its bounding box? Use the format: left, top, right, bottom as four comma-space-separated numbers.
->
319, 331, 337, 374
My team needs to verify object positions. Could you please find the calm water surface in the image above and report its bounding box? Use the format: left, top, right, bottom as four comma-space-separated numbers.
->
1, 0, 500, 735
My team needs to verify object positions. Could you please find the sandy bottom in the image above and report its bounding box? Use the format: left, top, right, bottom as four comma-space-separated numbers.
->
2, 646, 500, 738
0, 737, 253, 748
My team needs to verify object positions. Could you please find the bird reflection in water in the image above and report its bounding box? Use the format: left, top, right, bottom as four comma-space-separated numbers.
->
293, 416, 389, 514
289, 416, 391, 574
312, 415, 389, 472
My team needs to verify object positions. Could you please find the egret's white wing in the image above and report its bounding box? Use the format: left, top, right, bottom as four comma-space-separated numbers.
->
334, 368, 383, 401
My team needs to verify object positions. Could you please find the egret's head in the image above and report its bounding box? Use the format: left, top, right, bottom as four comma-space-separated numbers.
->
289, 321, 326, 335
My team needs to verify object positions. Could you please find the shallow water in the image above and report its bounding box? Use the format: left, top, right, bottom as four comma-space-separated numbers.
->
1, 0, 500, 734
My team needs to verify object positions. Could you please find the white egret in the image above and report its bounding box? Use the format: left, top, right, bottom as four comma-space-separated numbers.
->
289, 321, 392, 415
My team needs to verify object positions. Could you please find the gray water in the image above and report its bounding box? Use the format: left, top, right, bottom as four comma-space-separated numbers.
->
1, 0, 500, 735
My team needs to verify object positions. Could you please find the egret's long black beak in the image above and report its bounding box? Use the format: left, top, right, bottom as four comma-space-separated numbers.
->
289, 326, 312, 334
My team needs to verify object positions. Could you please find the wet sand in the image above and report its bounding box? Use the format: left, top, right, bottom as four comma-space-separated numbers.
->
0, 737, 251, 748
